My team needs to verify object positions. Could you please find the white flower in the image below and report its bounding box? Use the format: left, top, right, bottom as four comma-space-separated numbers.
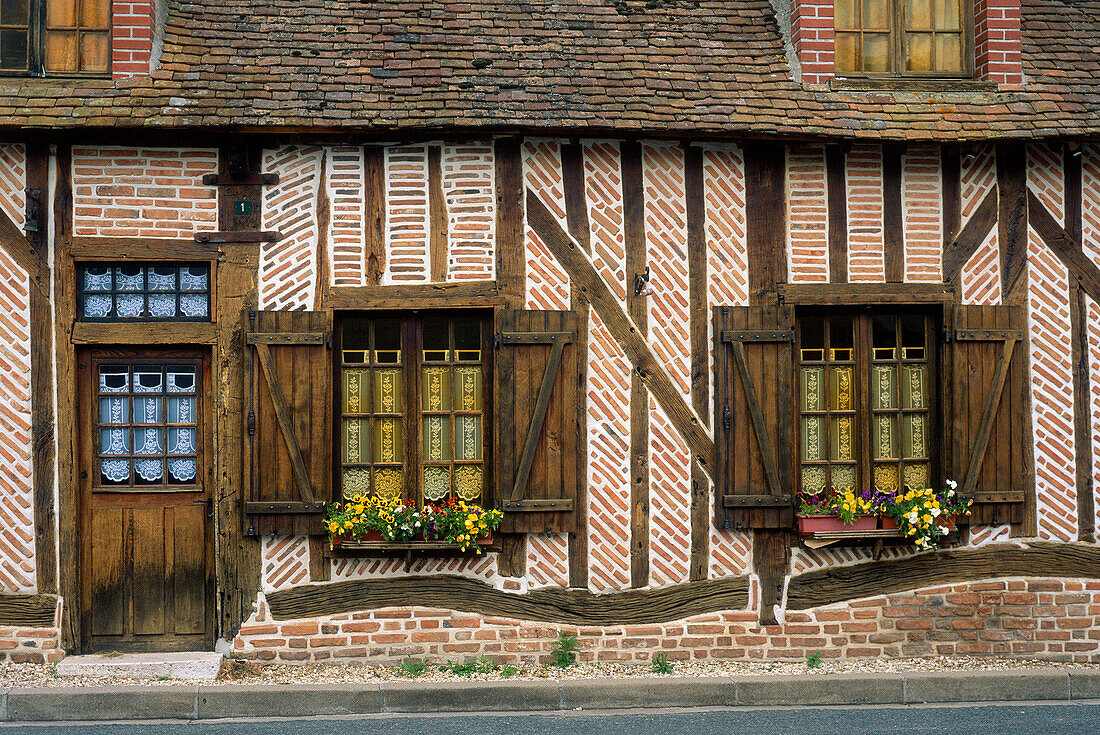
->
930, 508, 941, 518
946, 479, 957, 489
907, 512, 919, 523
414, 521, 421, 528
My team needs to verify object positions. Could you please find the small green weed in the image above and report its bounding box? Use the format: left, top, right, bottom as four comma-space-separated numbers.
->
551, 631, 579, 668
155, 675, 171, 682
444, 656, 501, 677
398, 658, 428, 677
651, 653, 674, 675
500, 664, 518, 678
806, 652, 822, 669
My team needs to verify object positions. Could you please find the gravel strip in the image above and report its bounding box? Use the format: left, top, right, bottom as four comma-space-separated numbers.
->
3, 656, 1098, 688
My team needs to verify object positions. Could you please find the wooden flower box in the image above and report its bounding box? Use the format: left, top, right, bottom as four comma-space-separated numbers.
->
330, 530, 493, 550
797, 514, 878, 536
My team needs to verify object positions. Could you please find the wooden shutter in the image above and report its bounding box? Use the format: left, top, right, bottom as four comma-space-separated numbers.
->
494, 309, 580, 533
950, 304, 1032, 530
244, 310, 332, 535
715, 305, 795, 530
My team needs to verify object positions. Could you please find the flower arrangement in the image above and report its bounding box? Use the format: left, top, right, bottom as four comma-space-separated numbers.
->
796, 479, 972, 550
324, 494, 503, 553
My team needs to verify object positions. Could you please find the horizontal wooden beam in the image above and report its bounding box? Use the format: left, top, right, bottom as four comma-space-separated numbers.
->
955, 329, 1025, 341
244, 502, 328, 515
526, 188, 716, 480
71, 237, 221, 261
779, 283, 956, 305
266, 573, 748, 625
245, 333, 326, 346
0, 593, 57, 627
1028, 191, 1100, 305
787, 542, 1100, 610
942, 189, 998, 281
71, 321, 218, 345
202, 173, 279, 186
195, 231, 280, 244
723, 494, 793, 508
970, 491, 1026, 504
500, 498, 575, 512
324, 282, 504, 310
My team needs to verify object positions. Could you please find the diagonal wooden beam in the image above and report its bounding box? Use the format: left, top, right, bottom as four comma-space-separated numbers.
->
942, 188, 998, 281
1028, 190, 1100, 305
526, 188, 716, 481
0, 210, 46, 292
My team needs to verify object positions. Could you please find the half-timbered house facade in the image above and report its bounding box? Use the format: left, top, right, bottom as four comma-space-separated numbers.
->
0, 0, 1099, 663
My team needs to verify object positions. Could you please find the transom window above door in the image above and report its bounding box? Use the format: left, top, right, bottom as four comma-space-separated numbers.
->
79, 263, 211, 321
95, 361, 201, 488
338, 312, 490, 508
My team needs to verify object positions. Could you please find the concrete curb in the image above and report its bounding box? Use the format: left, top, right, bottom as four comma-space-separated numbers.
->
2, 670, 1099, 722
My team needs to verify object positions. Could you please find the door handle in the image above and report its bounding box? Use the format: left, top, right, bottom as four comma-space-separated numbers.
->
193, 497, 213, 518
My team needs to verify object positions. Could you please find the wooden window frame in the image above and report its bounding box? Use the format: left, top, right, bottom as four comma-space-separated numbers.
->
333, 309, 494, 510
794, 306, 943, 500
0, 0, 112, 78
76, 261, 214, 324
833, 0, 975, 80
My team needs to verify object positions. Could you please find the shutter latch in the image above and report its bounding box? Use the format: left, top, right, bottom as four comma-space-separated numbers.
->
722, 402, 731, 432
493, 332, 501, 349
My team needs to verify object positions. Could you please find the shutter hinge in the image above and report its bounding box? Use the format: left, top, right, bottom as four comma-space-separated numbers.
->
247, 409, 256, 436
722, 402, 731, 432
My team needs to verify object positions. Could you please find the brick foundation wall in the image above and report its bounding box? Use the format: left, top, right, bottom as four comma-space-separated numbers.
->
233, 578, 1100, 664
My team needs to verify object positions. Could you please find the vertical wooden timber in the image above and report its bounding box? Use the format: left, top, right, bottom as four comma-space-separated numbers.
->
561, 142, 590, 589
1065, 145, 1095, 542
826, 145, 848, 283
494, 136, 526, 577
364, 146, 386, 285
997, 144, 1028, 302
314, 149, 330, 309
215, 145, 262, 640
54, 145, 79, 649
26, 144, 56, 596
744, 141, 790, 626
428, 145, 448, 283
883, 144, 904, 283
685, 145, 710, 581
621, 141, 650, 588
942, 146, 962, 287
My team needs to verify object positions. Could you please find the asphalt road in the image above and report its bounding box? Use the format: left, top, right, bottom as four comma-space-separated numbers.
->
4, 702, 1100, 735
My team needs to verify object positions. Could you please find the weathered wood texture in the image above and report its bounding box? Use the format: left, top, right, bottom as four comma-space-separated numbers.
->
826, 145, 848, 283
313, 150, 330, 309
325, 282, 503, 310
941, 146, 961, 250
942, 189, 997, 281
997, 144, 1029, 302
621, 141, 649, 588
266, 574, 749, 625
71, 321, 218, 345
951, 305, 1033, 533
714, 306, 794, 530
428, 145, 448, 283
780, 283, 954, 305
27, 144, 55, 595
744, 143, 785, 299
495, 309, 580, 534
70, 238, 220, 261
1028, 191, 1100, 306
561, 142, 589, 589
788, 542, 1100, 610
753, 528, 790, 625
364, 146, 386, 285
495, 137, 525, 309
685, 144, 710, 582
0, 593, 58, 627
882, 144, 904, 283
246, 311, 332, 535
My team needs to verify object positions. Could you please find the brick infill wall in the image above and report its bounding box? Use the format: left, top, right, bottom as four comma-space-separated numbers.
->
232, 578, 1100, 665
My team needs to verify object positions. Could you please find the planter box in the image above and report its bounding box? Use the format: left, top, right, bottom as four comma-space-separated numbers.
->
879, 516, 957, 534
330, 530, 493, 549
797, 515, 878, 536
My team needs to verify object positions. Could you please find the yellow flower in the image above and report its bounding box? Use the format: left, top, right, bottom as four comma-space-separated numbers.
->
328, 522, 339, 533
343, 520, 353, 530
922, 514, 932, 524
467, 513, 478, 522
352, 494, 363, 503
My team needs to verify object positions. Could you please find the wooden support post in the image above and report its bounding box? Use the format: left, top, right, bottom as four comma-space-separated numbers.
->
997, 144, 1028, 302
826, 145, 847, 284
622, 141, 650, 589
685, 144, 710, 582
314, 149, 330, 309
561, 142, 590, 589
883, 144, 904, 283
428, 145, 448, 283
364, 146, 386, 285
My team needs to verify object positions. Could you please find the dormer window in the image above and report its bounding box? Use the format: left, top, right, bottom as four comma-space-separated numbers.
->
834, 0, 969, 76
0, 0, 110, 76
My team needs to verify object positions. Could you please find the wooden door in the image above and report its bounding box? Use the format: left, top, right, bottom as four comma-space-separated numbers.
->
79, 349, 213, 652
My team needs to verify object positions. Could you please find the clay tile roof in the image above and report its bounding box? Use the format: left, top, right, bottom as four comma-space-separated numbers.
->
0, 0, 1097, 140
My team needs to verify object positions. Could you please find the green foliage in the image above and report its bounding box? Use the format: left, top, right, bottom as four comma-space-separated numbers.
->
806, 652, 822, 669
551, 631, 579, 668
651, 653, 674, 674
398, 658, 428, 677
443, 656, 501, 677
500, 664, 518, 678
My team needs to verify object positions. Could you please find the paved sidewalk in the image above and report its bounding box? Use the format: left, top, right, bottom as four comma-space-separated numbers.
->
2, 669, 1099, 722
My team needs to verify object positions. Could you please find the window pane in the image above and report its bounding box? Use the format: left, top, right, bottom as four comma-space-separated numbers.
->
903, 414, 927, 457
900, 315, 925, 359
874, 464, 899, 493
874, 414, 898, 459
454, 316, 480, 361
374, 417, 402, 463
906, 0, 931, 30
829, 315, 853, 360
0, 28, 27, 70
835, 0, 857, 28
423, 466, 450, 502
830, 416, 854, 461
802, 465, 827, 494
374, 319, 400, 363
456, 415, 482, 461
802, 417, 825, 460
903, 462, 929, 491
373, 467, 402, 503
799, 315, 825, 360
1, 0, 29, 25
422, 316, 448, 361
863, 0, 890, 28
47, 0, 76, 26
801, 367, 825, 410
832, 465, 856, 493
82, 0, 110, 27
454, 464, 483, 501
423, 415, 450, 462
872, 365, 897, 409
455, 366, 482, 411
906, 32, 933, 72
901, 365, 926, 408
835, 32, 859, 73
934, 33, 962, 72
863, 34, 891, 72
46, 30, 78, 72
342, 418, 369, 463
872, 315, 895, 359
80, 31, 109, 73
934, 0, 961, 30
342, 468, 370, 500
342, 320, 369, 361
373, 368, 400, 414
830, 366, 853, 410
422, 366, 451, 411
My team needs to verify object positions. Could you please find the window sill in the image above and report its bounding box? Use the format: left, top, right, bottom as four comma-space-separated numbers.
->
829, 77, 999, 93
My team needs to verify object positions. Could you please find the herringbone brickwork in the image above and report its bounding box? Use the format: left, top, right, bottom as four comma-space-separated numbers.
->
72, 147, 217, 238
384, 145, 431, 283
902, 145, 943, 282
527, 533, 570, 588
1083, 145, 1100, 267
260, 146, 323, 310
787, 144, 829, 283
327, 146, 366, 286
1087, 297, 1100, 535
583, 140, 627, 303
1027, 144, 1077, 541
961, 146, 997, 219
523, 139, 571, 310
442, 142, 495, 281
262, 535, 310, 593
961, 229, 1002, 305
846, 144, 885, 282
0, 248, 34, 595
968, 524, 1012, 547
331, 552, 500, 587
0, 144, 25, 229
790, 545, 920, 575
649, 402, 691, 587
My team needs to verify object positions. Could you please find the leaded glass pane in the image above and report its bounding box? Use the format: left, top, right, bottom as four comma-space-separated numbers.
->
801, 367, 825, 411
872, 365, 897, 409
456, 416, 482, 461
423, 415, 450, 462
423, 466, 450, 501
831, 416, 854, 461
422, 367, 451, 410
802, 417, 825, 461
374, 417, 402, 463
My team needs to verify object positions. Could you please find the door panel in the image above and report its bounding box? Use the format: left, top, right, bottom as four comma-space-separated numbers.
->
89, 507, 124, 637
